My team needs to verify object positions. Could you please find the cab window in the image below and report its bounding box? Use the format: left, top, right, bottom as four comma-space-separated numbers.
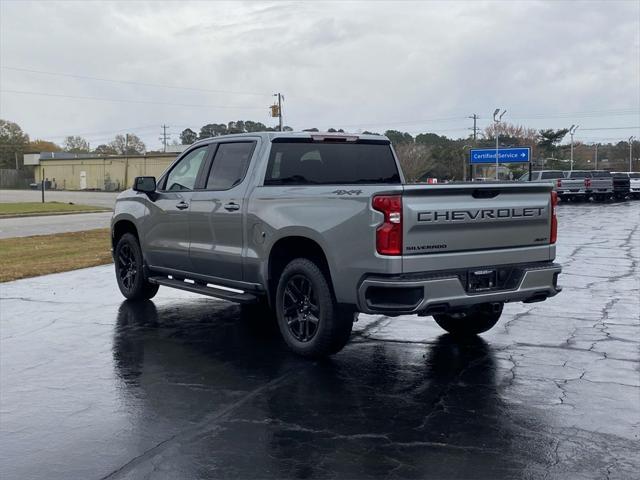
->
541, 171, 563, 179
205, 142, 255, 190
164, 146, 208, 191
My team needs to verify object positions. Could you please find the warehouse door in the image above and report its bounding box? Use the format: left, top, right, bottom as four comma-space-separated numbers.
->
80, 171, 87, 190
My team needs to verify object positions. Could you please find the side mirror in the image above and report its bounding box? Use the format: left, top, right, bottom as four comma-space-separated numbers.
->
133, 176, 156, 193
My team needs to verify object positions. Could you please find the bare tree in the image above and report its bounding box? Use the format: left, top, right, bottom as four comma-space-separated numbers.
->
109, 134, 146, 155
63, 135, 90, 153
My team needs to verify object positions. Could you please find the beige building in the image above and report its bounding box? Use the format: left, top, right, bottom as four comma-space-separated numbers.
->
25, 152, 181, 191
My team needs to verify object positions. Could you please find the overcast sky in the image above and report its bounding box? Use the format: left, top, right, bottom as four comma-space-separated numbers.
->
0, 0, 638, 150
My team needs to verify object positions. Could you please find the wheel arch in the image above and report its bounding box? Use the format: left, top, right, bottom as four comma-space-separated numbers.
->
266, 235, 334, 307
112, 219, 139, 251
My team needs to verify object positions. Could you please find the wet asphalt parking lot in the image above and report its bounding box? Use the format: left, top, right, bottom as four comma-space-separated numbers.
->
1, 201, 639, 479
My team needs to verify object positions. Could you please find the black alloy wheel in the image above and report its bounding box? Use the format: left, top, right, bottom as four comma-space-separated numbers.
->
118, 242, 137, 293
275, 258, 353, 357
282, 274, 320, 342
114, 233, 159, 301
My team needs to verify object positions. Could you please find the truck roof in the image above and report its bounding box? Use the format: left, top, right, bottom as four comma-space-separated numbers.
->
188, 131, 391, 147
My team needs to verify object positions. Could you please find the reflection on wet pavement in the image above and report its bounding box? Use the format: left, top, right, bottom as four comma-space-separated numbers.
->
1, 202, 639, 479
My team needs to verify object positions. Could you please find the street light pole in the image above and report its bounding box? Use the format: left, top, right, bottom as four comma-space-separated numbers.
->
630, 136, 636, 172
493, 108, 506, 180
569, 124, 579, 171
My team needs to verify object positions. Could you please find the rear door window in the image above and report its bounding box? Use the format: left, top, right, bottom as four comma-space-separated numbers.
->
264, 141, 400, 185
205, 142, 256, 190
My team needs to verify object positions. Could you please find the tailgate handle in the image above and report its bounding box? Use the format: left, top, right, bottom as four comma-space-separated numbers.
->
472, 189, 500, 199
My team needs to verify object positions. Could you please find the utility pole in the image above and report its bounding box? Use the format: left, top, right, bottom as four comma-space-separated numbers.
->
160, 125, 169, 152
272, 93, 283, 131
462, 145, 471, 181
468, 114, 479, 142
594, 143, 599, 170
124, 133, 129, 188
630, 136, 636, 172
569, 124, 579, 171
493, 108, 506, 180
468, 114, 479, 180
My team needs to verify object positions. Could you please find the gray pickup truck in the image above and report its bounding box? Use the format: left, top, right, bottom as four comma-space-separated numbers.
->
111, 132, 562, 357
556, 170, 592, 201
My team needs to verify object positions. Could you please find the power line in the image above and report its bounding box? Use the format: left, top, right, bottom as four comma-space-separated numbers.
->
42, 125, 159, 140
337, 115, 468, 130
510, 109, 639, 120
1, 89, 265, 110
580, 126, 640, 131
1, 66, 271, 97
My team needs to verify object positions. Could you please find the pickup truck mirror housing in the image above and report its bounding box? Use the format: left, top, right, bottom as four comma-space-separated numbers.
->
133, 176, 156, 194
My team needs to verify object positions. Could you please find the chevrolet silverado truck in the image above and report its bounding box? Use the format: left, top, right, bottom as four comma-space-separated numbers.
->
559, 170, 593, 201
111, 132, 562, 357
567, 170, 614, 201
519, 170, 564, 187
610, 171, 631, 200
613, 172, 640, 198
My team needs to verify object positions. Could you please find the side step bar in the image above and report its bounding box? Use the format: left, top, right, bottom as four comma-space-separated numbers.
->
148, 276, 260, 304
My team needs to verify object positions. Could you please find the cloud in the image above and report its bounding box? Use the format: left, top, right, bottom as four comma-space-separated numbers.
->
0, 0, 638, 148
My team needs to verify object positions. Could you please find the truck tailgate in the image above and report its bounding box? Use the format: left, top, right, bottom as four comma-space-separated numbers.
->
402, 183, 553, 272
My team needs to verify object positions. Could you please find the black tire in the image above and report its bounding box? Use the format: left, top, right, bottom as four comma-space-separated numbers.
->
433, 303, 503, 336
275, 258, 353, 357
114, 233, 159, 301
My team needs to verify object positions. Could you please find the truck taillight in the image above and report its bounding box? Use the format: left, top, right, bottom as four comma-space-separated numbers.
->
372, 195, 402, 255
550, 191, 558, 244
584, 178, 591, 188
556, 179, 562, 188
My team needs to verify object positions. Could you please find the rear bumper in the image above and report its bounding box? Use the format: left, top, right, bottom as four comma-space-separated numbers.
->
357, 262, 562, 315
557, 189, 589, 195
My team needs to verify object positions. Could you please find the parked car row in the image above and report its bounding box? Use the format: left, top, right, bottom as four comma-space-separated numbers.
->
519, 170, 640, 201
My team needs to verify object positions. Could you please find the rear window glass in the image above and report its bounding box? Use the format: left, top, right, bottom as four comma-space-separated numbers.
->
541, 171, 564, 179
591, 171, 612, 177
630, 173, 640, 179
264, 142, 401, 185
566, 171, 590, 178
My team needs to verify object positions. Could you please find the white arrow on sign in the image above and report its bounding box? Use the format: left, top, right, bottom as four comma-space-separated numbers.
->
521, 153, 526, 157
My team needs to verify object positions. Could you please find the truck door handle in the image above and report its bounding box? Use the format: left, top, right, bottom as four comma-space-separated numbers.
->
176, 201, 189, 210
224, 202, 240, 211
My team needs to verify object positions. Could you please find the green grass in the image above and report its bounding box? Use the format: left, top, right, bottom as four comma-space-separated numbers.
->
0, 202, 108, 217
0, 228, 112, 282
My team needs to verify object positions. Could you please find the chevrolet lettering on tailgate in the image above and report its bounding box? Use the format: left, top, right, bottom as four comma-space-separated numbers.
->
417, 207, 546, 223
